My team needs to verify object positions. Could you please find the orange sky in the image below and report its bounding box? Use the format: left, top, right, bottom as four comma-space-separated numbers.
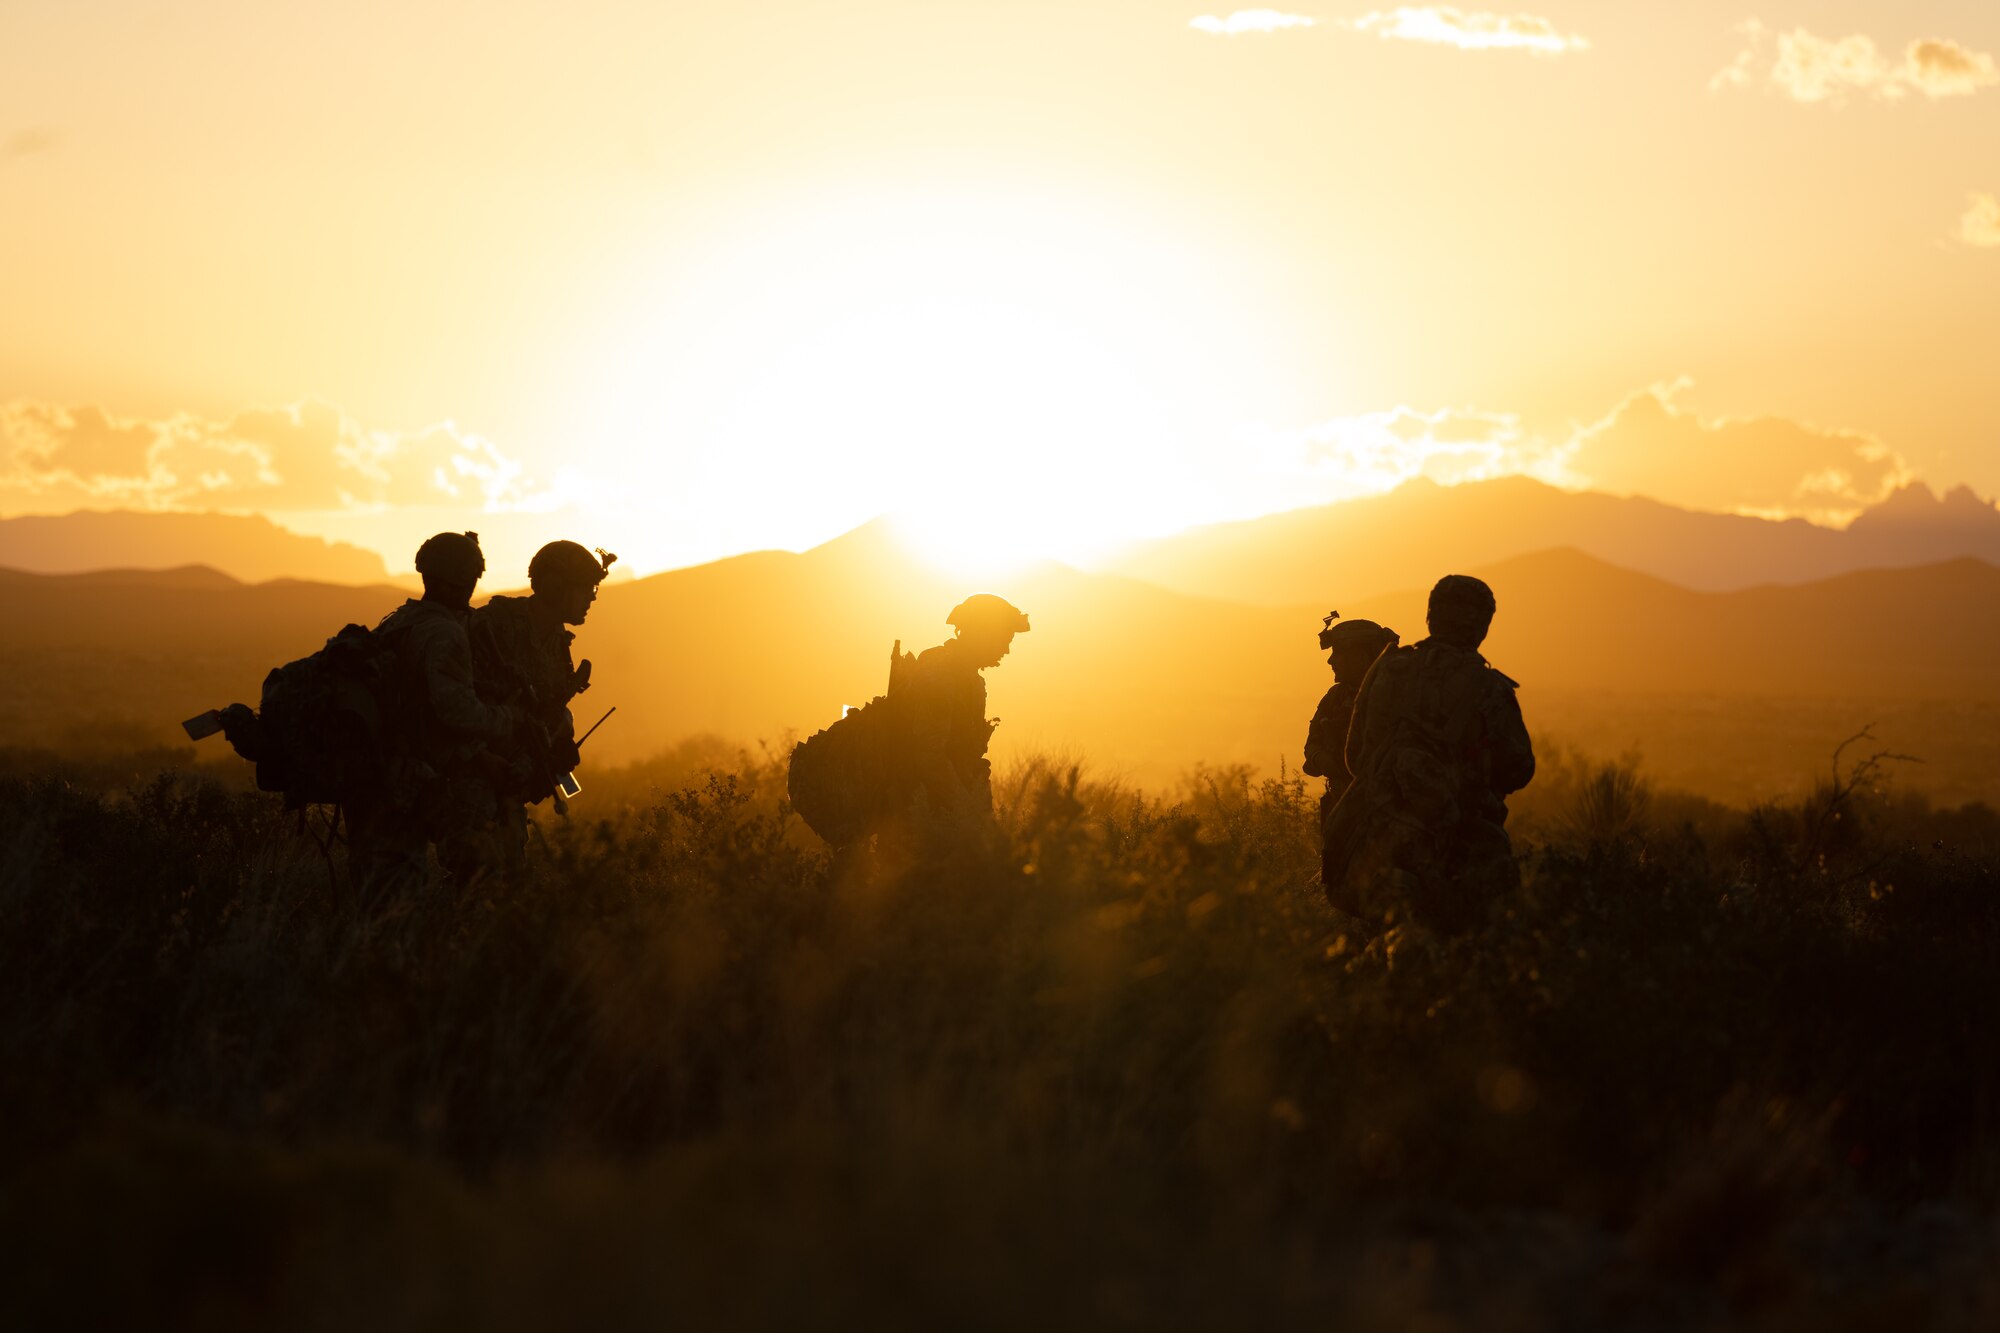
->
2, 0, 1996, 578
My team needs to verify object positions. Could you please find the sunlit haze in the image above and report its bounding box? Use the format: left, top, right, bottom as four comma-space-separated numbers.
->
4, 0, 1998, 578
566, 184, 1300, 574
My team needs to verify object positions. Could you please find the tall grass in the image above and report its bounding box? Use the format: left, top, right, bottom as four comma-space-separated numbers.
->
1, 745, 1997, 1329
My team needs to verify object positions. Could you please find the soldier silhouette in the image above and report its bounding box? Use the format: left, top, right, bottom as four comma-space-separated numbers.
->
903, 593, 1031, 820
353, 531, 526, 895
1322, 575, 1534, 933
459, 540, 615, 884
1302, 612, 1400, 888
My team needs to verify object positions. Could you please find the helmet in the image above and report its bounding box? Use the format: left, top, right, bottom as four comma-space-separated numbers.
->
947, 593, 1030, 635
529, 540, 615, 589
1324, 618, 1399, 676
1427, 574, 1496, 648
1428, 574, 1496, 618
414, 531, 485, 584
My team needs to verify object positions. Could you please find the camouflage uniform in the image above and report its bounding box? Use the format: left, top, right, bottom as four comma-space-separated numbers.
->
1303, 680, 1362, 794
1304, 675, 1365, 875
1304, 619, 1399, 889
462, 593, 590, 881
906, 636, 999, 816
348, 597, 519, 895
1324, 637, 1534, 932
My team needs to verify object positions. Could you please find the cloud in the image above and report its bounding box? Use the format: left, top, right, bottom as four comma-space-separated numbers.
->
1905, 38, 2000, 97
16, 404, 156, 479
0, 399, 540, 515
1186, 7, 1587, 50
1561, 385, 1912, 523
1714, 23, 1998, 103
1346, 7, 1588, 54
1189, 10, 1318, 35
1959, 192, 2000, 248
1233, 405, 1564, 515
1245, 386, 1920, 526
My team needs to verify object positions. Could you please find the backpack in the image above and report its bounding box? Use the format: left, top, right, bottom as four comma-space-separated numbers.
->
1321, 647, 1495, 892
787, 642, 919, 846
242, 622, 409, 809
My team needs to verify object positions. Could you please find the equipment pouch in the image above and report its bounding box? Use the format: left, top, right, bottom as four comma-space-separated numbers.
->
1385, 745, 1462, 828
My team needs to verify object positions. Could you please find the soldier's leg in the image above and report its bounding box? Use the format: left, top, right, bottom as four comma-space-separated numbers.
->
1458, 819, 1522, 902
434, 775, 506, 894
1319, 788, 1369, 918
1350, 816, 1439, 932
1322, 836, 1363, 919
1406, 868, 1473, 937
345, 797, 428, 905
1410, 821, 1516, 937
1321, 787, 1389, 920
495, 803, 530, 883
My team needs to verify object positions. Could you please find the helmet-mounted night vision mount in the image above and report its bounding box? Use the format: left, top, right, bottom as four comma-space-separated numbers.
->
1317, 609, 1341, 651
530, 540, 619, 587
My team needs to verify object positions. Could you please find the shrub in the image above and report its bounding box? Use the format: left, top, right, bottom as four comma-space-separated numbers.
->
2, 745, 1997, 1329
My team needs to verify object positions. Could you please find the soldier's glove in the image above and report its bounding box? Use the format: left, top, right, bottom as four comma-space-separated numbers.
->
217, 703, 263, 760
533, 712, 582, 772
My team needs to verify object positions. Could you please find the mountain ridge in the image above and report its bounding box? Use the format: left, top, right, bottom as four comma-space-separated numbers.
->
1103, 475, 2000, 606
0, 510, 392, 586
4, 515, 1997, 805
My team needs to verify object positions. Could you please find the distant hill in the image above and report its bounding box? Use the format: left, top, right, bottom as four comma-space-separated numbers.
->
487, 529, 2000, 803
1104, 476, 2000, 606
0, 564, 245, 593
0, 510, 392, 585
1334, 548, 2000, 701
571, 518, 1306, 778
0, 566, 407, 753
3, 534, 1996, 805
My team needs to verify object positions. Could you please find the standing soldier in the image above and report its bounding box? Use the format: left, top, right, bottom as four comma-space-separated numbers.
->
1323, 575, 1534, 933
356, 531, 526, 895
906, 593, 1031, 820
459, 540, 615, 883
1302, 613, 1400, 888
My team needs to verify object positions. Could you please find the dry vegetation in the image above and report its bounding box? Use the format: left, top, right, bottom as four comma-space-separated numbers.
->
1, 739, 1997, 1330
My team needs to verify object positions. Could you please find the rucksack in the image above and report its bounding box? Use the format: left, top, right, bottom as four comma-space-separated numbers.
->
1321, 647, 1497, 891
243, 622, 409, 809
787, 642, 918, 845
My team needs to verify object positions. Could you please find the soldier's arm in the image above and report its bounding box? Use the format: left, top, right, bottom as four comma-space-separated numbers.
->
965, 752, 994, 811
411, 619, 520, 742
1302, 686, 1346, 777
1482, 682, 1536, 796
